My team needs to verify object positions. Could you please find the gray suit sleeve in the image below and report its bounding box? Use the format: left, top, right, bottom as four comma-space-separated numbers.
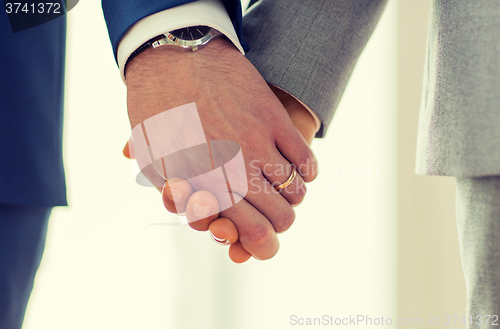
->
243, 0, 388, 137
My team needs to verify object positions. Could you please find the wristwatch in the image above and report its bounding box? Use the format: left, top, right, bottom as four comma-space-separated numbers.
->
125, 25, 222, 71
152, 25, 221, 51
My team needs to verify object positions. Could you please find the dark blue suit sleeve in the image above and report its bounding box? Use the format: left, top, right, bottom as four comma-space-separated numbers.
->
102, 0, 245, 62
0, 13, 67, 206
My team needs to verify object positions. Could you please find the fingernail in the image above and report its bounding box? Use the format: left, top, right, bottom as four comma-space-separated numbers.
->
193, 203, 212, 218
168, 187, 183, 202
210, 232, 229, 245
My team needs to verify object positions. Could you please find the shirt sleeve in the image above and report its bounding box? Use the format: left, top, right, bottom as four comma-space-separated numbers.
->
117, 0, 244, 82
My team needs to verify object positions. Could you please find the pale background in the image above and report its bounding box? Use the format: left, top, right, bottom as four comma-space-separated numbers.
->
23, 0, 464, 328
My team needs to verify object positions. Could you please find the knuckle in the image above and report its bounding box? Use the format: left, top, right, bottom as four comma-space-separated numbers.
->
242, 224, 274, 248
274, 208, 296, 233
286, 180, 307, 205
295, 150, 317, 181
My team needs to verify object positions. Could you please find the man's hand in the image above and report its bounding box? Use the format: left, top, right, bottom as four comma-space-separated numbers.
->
165, 88, 317, 263
123, 83, 318, 262
125, 38, 318, 260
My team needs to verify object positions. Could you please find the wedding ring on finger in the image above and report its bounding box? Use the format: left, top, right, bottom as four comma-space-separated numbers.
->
210, 231, 230, 245
275, 168, 297, 193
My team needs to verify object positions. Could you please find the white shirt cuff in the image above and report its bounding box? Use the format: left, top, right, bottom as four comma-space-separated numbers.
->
117, 0, 244, 82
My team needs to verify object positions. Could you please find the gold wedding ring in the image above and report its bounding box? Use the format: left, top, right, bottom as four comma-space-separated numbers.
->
275, 168, 297, 192
210, 231, 229, 245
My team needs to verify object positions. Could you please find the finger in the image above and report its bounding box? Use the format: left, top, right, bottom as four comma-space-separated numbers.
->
269, 84, 317, 145
275, 120, 319, 183
162, 177, 194, 214
186, 190, 220, 231
229, 240, 252, 263
259, 153, 307, 207
243, 174, 297, 233
286, 105, 316, 146
209, 218, 259, 264
220, 197, 279, 260
123, 137, 135, 159
124, 137, 167, 192
275, 166, 307, 207
209, 217, 238, 245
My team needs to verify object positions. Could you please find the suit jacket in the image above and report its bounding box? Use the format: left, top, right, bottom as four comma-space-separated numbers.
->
245, 0, 500, 177
244, 0, 500, 177
0, 13, 67, 206
243, 0, 388, 138
415, 0, 500, 177
0, 0, 238, 208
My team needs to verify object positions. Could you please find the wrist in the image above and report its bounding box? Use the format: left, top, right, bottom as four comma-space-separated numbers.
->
125, 37, 241, 82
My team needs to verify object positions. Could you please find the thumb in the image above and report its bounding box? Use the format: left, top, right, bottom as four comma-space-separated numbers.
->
123, 137, 135, 159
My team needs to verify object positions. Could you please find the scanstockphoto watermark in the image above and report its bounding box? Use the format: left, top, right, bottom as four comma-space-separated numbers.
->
290, 315, 417, 326
289, 314, 499, 326
249, 159, 379, 195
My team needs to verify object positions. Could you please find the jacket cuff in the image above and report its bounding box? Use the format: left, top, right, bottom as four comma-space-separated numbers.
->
117, 0, 244, 82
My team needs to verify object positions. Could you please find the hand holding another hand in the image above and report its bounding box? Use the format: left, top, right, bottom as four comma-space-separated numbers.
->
124, 37, 318, 262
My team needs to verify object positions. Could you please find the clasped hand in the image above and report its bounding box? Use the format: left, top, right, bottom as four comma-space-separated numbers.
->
124, 38, 318, 263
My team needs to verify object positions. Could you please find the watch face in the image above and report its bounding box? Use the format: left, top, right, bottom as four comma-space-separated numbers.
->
170, 26, 211, 41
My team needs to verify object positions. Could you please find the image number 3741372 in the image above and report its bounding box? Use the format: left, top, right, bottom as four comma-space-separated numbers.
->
3, 0, 78, 32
